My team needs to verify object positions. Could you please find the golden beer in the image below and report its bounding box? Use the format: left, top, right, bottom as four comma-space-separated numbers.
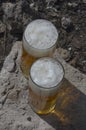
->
29, 58, 64, 114
20, 19, 58, 78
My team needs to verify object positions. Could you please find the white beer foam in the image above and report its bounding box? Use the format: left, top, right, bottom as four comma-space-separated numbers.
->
30, 58, 64, 88
24, 19, 58, 50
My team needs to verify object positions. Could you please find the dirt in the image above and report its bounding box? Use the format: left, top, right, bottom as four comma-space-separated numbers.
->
0, 0, 86, 74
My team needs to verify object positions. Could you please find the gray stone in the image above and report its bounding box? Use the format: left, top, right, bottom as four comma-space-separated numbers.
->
0, 21, 6, 34
0, 41, 86, 130
61, 17, 73, 30
54, 50, 86, 93
2, 2, 15, 18
67, 2, 78, 8
57, 47, 70, 60
83, 0, 86, 3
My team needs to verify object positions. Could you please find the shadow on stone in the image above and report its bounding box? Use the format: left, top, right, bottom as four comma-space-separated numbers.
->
39, 79, 86, 130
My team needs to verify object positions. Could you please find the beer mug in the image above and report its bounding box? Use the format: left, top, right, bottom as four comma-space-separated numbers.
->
20, 19, 58, 78
29, 57, 64, 114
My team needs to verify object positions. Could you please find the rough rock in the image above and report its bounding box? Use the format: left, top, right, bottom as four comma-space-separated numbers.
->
2, 2, 15, 19
54, 50, 86, 93
0, 41, 86, 130
61, 17, 74, 31
67, 2, 78, 8
57, 47, 70, 61
83, 0, 86, 3
0, 21, 6, 35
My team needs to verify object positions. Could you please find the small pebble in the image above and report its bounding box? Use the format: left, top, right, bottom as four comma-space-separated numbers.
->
61, 17, 74, 31
27, 117, 32, 121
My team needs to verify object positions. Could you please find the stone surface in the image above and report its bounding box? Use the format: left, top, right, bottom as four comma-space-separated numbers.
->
83, 0, 86, 3
54, 50, 86, 94
57, 47, 70, 61
2, 2, 15, 19
61, 17, 73, 31
67, 2, 78, 8
0, 41, 86, 130
0, 21, 6, 35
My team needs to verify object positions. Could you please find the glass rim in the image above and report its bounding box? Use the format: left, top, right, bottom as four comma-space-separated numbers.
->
23, 19, 58, 51
29, 57, 65, 90
23, 34, 58, 51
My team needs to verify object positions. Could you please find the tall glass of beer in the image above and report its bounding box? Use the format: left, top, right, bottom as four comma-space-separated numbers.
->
20, 19, 58, 78
29, 57, 64, 114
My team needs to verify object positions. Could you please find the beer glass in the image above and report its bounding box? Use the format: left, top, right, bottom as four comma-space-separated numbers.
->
29, 57, 64, 114
20, 19, 58, 78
